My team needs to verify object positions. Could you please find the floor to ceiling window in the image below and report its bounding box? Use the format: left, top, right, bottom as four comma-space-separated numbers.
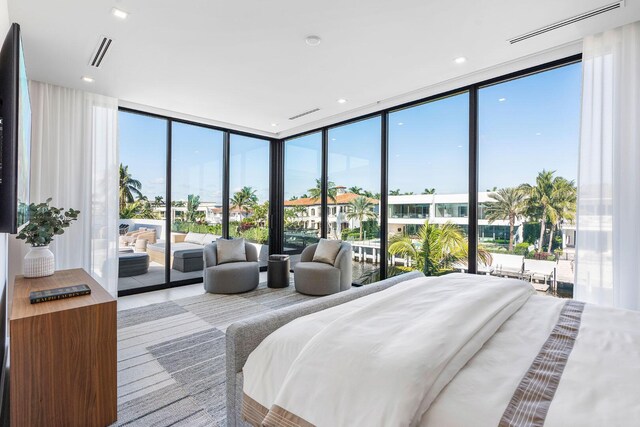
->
328, 116, 381, 283
118, 111, 271, 294
118, 111, 168, 292
169, 122, 224, 282
229, 134, 271, 268
387, 93, 470, 277
478, 62, 581, 297
283, 132, 322, 256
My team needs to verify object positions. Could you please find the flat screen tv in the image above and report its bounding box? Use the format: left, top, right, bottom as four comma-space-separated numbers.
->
0, 23, 30, 234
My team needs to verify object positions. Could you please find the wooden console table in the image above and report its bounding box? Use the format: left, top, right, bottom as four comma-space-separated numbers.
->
9, 269, 117, 427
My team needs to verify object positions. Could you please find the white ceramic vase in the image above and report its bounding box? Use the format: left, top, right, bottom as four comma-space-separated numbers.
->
24, 245, 55, 278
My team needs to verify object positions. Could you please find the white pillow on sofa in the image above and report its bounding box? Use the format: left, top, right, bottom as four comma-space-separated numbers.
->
312, 239, 342, 265
217, 238, 247, 264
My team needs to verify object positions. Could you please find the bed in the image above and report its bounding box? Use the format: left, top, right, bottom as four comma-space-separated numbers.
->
226, 272, 640, 427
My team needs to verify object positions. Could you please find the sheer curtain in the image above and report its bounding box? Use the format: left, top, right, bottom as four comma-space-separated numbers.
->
28, 81, 119, 296
575, 21, 640, 310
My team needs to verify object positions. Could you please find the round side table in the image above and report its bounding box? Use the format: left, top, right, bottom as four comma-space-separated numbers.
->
267, 255, 290, 288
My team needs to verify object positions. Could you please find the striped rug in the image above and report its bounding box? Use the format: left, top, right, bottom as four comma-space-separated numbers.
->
115, 282, 316, 426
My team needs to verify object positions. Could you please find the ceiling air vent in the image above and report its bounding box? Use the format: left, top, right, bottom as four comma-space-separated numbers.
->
89, 36, 113, 68
508, 1, 624, 44
288, 108, 320, 121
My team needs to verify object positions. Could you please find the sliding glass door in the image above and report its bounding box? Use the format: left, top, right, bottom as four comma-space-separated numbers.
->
283, 132, 322, 256
229, 134, 271, 268
328, 117, 381, 283
387, 93, 469, 277
118, 111, 168, 292
478, 63, 581, 297
169, 122, 224, 283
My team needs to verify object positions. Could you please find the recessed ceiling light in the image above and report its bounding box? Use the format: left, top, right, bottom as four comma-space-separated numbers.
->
337, 98, 347, 104
271, 123, 278, 127
81, 76, 94, 83
499, 97, 506, 102
111, 7, 128, 19
305, 35, 321, 46
454, 56, 467, 64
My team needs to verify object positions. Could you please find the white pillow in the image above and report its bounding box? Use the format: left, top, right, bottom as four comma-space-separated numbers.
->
312, 239, 342, 265
217, 238, 247, 264
202, 234, 217, 245
184, 232, 206, 245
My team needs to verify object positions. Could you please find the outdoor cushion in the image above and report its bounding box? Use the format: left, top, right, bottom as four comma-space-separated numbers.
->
313, 238, 342, 265
173, 249, 203, 259
184, 232, 207, 245
202, 233, 219, 245
217, 238, 247, 264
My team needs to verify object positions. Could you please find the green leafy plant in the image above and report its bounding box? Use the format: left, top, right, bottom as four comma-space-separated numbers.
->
16, 198, 80, 247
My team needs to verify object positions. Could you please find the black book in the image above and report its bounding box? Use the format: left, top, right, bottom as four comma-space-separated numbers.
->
29, 284, 91, 304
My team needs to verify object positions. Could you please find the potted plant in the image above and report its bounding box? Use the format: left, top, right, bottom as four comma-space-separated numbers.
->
16, 198, 80, 278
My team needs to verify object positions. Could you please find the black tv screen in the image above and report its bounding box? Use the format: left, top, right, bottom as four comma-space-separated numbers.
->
0, 23, 30, 234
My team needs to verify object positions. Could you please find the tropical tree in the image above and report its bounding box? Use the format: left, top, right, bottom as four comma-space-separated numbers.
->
520, 170, 577, 253
119, 164, 143, 211
308, 179, 337, 204
545, 178, 577, 253
185, 194, 204, 222
388, 220, 491, 276
154, 196, 164, 207
120, 200, 157, 219
230, 186, 258, 214
484, 187, 528, 251
389, 189, 402, 196
346, 196, 378, 240
251, 201, 269, 226
520, 170, 554, 252
348, 186, 363, 195
422, 188, 436, 195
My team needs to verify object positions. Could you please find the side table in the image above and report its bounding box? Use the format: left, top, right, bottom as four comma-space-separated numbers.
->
267, 255, 290, 288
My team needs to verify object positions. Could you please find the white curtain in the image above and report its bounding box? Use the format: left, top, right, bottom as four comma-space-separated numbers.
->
575, 21, 640, 310
29, 81, 119, 296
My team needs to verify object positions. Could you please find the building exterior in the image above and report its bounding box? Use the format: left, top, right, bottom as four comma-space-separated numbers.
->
284, 187, 379, 238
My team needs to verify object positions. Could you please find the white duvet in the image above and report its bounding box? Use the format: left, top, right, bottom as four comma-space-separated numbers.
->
242, 273, 640, 427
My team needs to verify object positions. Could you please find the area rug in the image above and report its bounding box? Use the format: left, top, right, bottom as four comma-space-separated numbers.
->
115, 282, 315, 426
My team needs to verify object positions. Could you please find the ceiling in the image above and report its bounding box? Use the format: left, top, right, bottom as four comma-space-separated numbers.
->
8, 0, 640, 138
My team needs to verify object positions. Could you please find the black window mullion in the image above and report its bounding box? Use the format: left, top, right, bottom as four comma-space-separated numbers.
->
165, 119, 173, 285
222, 132, 230, 239
468, 87, 479, 274
321, 129, 328, 239
380, 112, 389, 280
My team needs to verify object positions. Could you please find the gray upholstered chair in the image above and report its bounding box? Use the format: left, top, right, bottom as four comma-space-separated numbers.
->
294, 242, 353, 296
203, 241, 259, 294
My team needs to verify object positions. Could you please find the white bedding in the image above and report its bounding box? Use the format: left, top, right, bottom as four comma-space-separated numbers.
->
242, 273, 640, 427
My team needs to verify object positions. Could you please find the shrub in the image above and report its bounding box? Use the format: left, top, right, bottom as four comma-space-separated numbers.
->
513, 243, 530, 255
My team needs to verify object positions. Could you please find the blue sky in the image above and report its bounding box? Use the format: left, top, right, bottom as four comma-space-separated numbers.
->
121, 62, 581, 202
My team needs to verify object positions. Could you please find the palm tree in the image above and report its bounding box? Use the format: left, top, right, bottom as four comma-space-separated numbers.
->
545, 178, 577, 253
185, 194, 202, 222
388, 220, 491, 276
348, 186, 363, 195
230, 186, 258, 214
389, 189, 402, 196
520, 170, 577, 253
346, 196, 378, 240
308, 179, 337, 204
154, 196, 164, 207
422, 188, 436, 195
520, 170, 555, 252
119, 164, 143, 212
484, 187, 528, 252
